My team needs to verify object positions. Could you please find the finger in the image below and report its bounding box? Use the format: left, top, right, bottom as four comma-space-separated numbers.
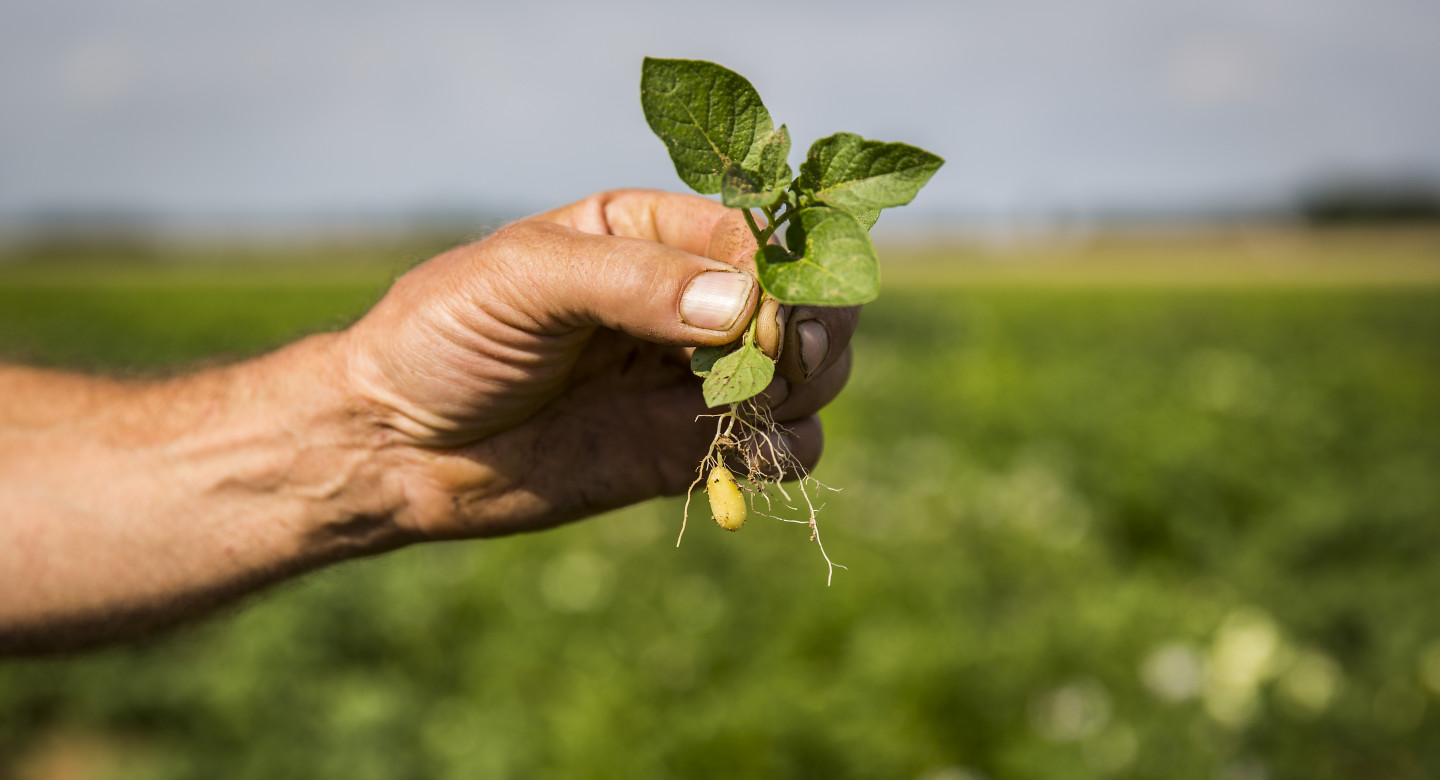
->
703, 208, 762, 271
754, 296, 786, 361
533, 190, 770, 276
486, 220, 757, 346
774, 414, 824, 475
775, 306, 861, 384
769, 346, 853, 423
528, 189, 733, 258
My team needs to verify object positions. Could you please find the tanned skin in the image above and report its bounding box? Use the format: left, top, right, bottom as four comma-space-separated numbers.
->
0, 190, 857, 656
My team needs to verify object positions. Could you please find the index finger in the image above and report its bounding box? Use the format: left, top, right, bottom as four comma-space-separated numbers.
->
526, 189, 734, 258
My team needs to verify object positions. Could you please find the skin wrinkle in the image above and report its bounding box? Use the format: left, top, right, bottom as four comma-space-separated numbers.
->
347, 366, 450, 442
331, 336, 405, 443
414, 333, 578, 445
356, 346, 460, 439
357, 278, 572, 444
415, 310, 550, 392
488, 223, 593, 334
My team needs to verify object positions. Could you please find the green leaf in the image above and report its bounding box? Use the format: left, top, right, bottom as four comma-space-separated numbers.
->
641, 58, 775, 195
853, 209, 880, 230
783, 212, 806, 254
721, 167, 784, 209
691, 344, 733, 377
798, 132, 944, 213
757, 124, 792, 189
702, 343, 775, 407
754, 204, 875, 305
756, 207, 880, 306
721, 125, 791, 209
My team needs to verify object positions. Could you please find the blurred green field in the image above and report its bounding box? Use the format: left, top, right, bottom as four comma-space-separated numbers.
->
1, 230, 1439, 780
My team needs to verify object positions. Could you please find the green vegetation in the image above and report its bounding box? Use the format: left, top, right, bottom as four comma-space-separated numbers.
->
1, 232, 1439, 779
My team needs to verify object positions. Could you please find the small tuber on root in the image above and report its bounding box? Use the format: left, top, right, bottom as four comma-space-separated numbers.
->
706, 465, 747, 531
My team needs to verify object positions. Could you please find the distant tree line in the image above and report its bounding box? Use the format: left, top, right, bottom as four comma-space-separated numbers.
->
1298, 176, 1440, 225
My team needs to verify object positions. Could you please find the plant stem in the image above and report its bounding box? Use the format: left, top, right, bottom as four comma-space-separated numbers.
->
758, 208, 794, 244
741, 301, 762, 347
741, 208, 763, 243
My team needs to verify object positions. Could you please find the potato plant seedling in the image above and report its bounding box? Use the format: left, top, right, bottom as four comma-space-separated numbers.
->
641, 57, 942, 581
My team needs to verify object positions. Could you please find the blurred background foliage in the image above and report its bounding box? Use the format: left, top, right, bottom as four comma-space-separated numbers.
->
1, 227, 1438, 779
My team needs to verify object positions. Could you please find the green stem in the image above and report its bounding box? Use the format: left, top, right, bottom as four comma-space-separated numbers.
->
741, 298, 764, 347
758, 207, 794, 244
741, 208, 763, 243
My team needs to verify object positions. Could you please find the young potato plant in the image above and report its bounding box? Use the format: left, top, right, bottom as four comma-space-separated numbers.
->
641, 57, 942, 581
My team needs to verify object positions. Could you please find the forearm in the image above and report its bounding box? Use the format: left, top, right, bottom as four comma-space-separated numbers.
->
0, 335, 410, 654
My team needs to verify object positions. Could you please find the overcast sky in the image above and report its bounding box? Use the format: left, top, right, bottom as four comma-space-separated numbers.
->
2, 0, 1438, 225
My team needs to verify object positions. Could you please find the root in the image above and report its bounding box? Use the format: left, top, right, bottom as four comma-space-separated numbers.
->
679, 399, 846, 585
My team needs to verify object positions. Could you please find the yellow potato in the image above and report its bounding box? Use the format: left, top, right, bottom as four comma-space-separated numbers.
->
706, 464, 747, 531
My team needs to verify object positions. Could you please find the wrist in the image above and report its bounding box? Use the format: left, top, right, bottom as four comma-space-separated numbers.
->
261, 332, 418, 561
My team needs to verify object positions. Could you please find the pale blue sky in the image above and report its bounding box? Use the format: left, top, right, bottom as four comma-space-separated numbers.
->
2, 0, 1437, 225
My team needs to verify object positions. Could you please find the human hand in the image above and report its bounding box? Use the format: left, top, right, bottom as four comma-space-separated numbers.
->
0, 189, 860, 652
340, 189, 858, 540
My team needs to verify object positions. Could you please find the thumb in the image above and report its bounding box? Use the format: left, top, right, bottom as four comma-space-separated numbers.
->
492, 220, 758, 346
